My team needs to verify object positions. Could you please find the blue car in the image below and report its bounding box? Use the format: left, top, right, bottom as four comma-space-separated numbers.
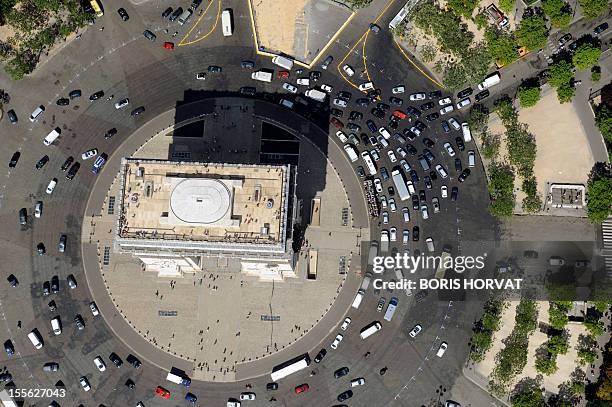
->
185, 393, 197, 403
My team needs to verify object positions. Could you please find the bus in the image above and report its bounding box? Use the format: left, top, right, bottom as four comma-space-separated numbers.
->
89, 0, 103, 17
383, 297, 398, 321
221, 9, 233, 36
270, 354, 310, 382
388, 2, 409, 29
391, 169, 410, 201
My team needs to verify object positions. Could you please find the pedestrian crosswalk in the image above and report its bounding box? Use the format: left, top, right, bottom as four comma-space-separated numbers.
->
602, 216, 612, 277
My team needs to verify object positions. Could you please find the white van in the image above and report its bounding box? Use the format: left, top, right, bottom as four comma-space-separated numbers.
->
467, 150, 475, 167
51, 317, 62, 335
343, 144, 358, 162
28, 330, 43, 349
43, 128, 61, 146
30, 105, 45, 122
461, 122, 472, 142
359, 322, 382, 339
305, 89, 326, 102
360, 272, 373, 290
351, 289, 366, 309
251, 70, 272, 82
478, 72, 501, 90
425, 237, 435, 252
177, 8, 193, 25
271, 55, 294, 70
279, 99, 294, 109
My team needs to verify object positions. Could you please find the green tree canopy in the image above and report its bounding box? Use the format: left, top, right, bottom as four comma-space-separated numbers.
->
518, 85, 541, 107
535, 354, 558, 375
511, 388, 546, 407
542, 0, 572, 28
586, 164, 612, 223
499, 0, 516, 13
595, 104, 612, 144
485, 27, 519, 67
516, 15, 549, 51
488, 163, 516, 216
573, 43, 602, 70
578, 0, 608, 18
447, 0, 479, 18
548, 334, 570, 354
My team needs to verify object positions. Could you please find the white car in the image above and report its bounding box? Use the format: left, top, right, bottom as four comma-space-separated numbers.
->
374, 178, 383, 193
439, 105, 454, 115
282, 83, 298, 93
420, 205, 429, 220
196, 72, 206, 80
79, 376, 91, 391
396, 147, 407, 158
342, 64, 355, 76
378, 127, 391, 140
320, 84, 333, 93
409, 93, 426, 101
408, 324, 422, 338
382, 211, 389, 224
448, 117, 460, 130
387, 150, 397, 163
296, 78, 310, 86
436, 342, 448, 357
441, 185, 448, 198
456, 98, 471, 109
34, 201, 43, 218
336, 130, 348, 143
93, 356, 106, 372
435, 164, 448, 179
402, 207, 410, 222
402, 230, 409, 245
331, 334, 343, 349
227, 401, 241, 407
379, 195, 387, 209
89, 301, 100, 317
46, 178, 57, 195
468, 150, 476, 167
389, 227, 397, 242
358, 81, 374, 91
438, 97, 451, 105
351, 378, 366, 386
392, 85, 405, 94
341, 317, 351, 330
409, 126, 421, 136
443, 142, 455, 157
370, 150, 380, 161
432, 197, 440, 213
114, 98, 129, 109
81, 149, 98, 160
239, 392, 256, 401
333, 98, 348, 108
389, 198, 396, 212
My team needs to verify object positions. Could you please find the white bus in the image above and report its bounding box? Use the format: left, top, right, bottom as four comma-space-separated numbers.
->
389, 2, 410, 29
270, 354, 310, 381
361, 151, 377, 175
391, 169, 410, 201
359, 322, 382, 339
221, 9, 233, 36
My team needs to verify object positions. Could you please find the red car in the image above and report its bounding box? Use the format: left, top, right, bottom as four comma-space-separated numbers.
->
393, 110, 407, 120
155, 386, 171, 399
163, 42, 174, 50
277, 70, 289, 79
295, 383, 309, 395
330, 117, 344, 129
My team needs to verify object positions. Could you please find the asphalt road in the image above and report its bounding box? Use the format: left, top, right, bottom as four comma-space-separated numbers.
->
0, 0, 500, 406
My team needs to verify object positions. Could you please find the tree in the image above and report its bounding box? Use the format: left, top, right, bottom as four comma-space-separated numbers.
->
548, 60, 574, 87
511, 388, 546, 407
548, 335, 570, 354
535, 354, 558, 375
444, 63, 468, 91
485, 28, 519, 67
573, 43, 602, 70
522, 177, 542, 213
516, 15, 549, 51
499, 0, 516, 13
586, 163, 612, 223
345, 0, 373, 9
578, 0, 608, 18
420, 44, 437, 63
488, 163, 516, 216
592, 66, 601, 82
584, 315, 605, 336
447, 0, 479, 18
542, 0, 572, 28
595, 104, 612, 143
549, 306, 569, 329
481, 132, 501, 159
577, 347, 597, 365
463, 42, 492, 85
556, 82, 576, 103
518, 85, 541, 107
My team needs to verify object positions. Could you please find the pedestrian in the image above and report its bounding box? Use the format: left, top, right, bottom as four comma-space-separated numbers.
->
17, 320, 21, 329
99, 26, 104, 31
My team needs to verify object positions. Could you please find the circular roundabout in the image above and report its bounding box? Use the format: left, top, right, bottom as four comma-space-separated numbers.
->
0, 3, 497, 407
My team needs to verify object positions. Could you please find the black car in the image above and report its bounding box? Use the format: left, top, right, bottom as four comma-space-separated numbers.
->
455, 137, 465, 151
74, 314, 85, 330
346, 123, 361, 132
0, 373, 13, 383
4, 340, 14, 357
143, 29, 156, 41
125, 379, 135, 389
334, 367, 349, 379
36, 155, 50, 170
420, 102, 435, 111
89, 90, 104, 101
451, 186, 458, 201
366, 88, 381, 100
314, 348, 327, 363
414, 120, 427, 132
8, 151, 20, 168
429, 170, 438, 181
356, 98, 370, 107
361, 134, 370, 145
389, 97, 403, 106
208, 65, 222, 73
191, 0, 203, 9
117, 8, 129, 21
104, 128, 117, 140
457, 87, 473, 99
406, 106, 421, 118
423, 149, 435, 162
377, 102, 390, 112
266, 382, 279, 391
412, 226, 420, 241
337, 91, 352, 101
366, 120, 377, 132
337, 390, 353, 402
66, 162, 80, 180
127, 354, 142, 368
458, 168, 471, 182
594, 22, 608, 35
403, 128, 416, 141
455, 158, 462, 172
7, 274, 18, 287
475, 89, 489, 101
309, 71, 321, 81
411, 195, 419, 210
37, 242, 46, 255
131, 106, 145, 117
239, 87, 256, 96
371, 108, 385, 119
68, 89, 82, 99
428, 90, 442, 99
422, 138, 435, 148
356, 166, 365, 177
51, 275, 59, 293
162, 7, 173, 18
109, 352, 123, 367
425, 112, 439, 122
558, 33, 572, 47
56, 98, 69, 106
43, 362, 59, 372
405, 144, 417, 155
568, 41, 579, 52
441, 121, 450, 133
419, 190, 426, 203
169, 7, 183, 21
380, 167, 389, 181
7, 109, 18, 124
42, 281, 51, 296
240, 60, 255, 69
48, 300, 56, 311
331, 108, 343, 118
349, 111, 363, 121
388, 186, 395, 196
424, 175, 432, 189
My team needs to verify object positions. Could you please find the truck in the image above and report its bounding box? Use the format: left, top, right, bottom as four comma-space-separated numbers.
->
251, 70, 272, 83
304, 89, 326, 102
271, 55, 294, 70
167, 371, 191, 387
477, 72, 501, 90
391, 169, 410, 201
383, 297, 398, 321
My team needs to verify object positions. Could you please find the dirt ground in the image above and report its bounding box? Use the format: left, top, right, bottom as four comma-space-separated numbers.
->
251, 0, 309, 56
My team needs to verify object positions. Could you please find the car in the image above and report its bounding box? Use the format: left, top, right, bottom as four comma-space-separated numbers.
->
74, 314, 85, 330
337, 390, 353, 402
195, 72, 207, 81
331, 334, 343, 349
438, 104, 454, 115
109, 352, 123, 368
126, 379, 136, 389
408, 324, 422, 338
66, 163, 80, 180
558, 33, 572, 47
420, 101, 435, 111
411, 194, 419, 210
90, 301, 100, 317
445, 400, 462, 407
347, 123, 361, 132
333, 98, 348, 108
131, 106, 146, 117
89, 90, 104, 101
314, 348, 327, 363
424, 175, 432, 189
594, 22, 608, 35
388, 186, 395, 196
8, 151, 20, 168
426, 112, 440, 122
387, 150, 397, 162
51, 276, 59, 292
342, 64, 355, 76
443, 142, 455, 157
382, 211, 389, 224
208, 65, 223, 73
392, 85, 405, 94
155, 386, 171, 399
355, 166, 365, 178
422, 138, 435, 148
69, 89, 82, 99
240, 60, 255, 69
368, 22, 381, 32
475, 89, 489, 101
371, 150, 380, 161
341, 317, 351, 330
429, 90, 442, 99
104, 128, 118, 140
373, 177, 383, 193
451, 186, 458, 201
94, 356, 106, 372
162, 6, 173, 18
66, 274, 76, 290
438, 97, 451, 105
79, 376, 91, 391
348, 111, 363, 122
380, 167, 389, 181
82, 149, 98, 160
435, 164, 448, 179
337, 91, 352, 101
34, 155, 49, 170
441, 185, 448, 198
356, 97, 370, 107
295, 384, 310, 394
448, 117, 461, 131
334, 367, 350, 379
46, 178, 57, 194
0, 372, 12, 383
163, 42, 175, 50
409, 93, 426, 101
389, 96, 403, 106
266, 382, 279, 391
4, 340, 14, 357
43, 362, 59, 372
458, 168, 471, 182
117, 7, 129, 20
296, 77, 310, 86
5, 108, 19, 124
390, 227, 397, 242
238, 392, 255, 401
56, 97, 69, 106
421, 205, 429, 220
455, 136, 465, 151
412, 225, 420, 241
321, 55, 333, 69
42, 281, 51, 296
351, 377, 365, 386
282, 82, 298, 93
7, 274, 18, 288
457, 87, 473, 98
402, 229, 410, 245
456, 98, 471, 109
112, 97, 130, 110
376, 297, 386, 311
432, 197, 440, 213
437, 342, 448, 357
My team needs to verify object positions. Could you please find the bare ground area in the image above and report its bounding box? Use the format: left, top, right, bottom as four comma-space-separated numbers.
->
251, 0, 308, 56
